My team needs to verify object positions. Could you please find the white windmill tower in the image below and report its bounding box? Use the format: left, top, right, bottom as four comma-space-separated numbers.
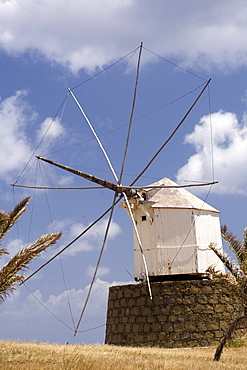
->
120, 177, 225, 282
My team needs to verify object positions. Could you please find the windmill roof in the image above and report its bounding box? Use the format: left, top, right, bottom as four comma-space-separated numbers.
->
143, 178, 219, 213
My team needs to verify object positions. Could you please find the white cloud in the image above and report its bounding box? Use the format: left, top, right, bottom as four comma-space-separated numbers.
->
57, 175, 75, 187
86, 265, 110, 278
1, 1, 247, 73
0, 90, 34, 179
0, 277, 133, 343
176, 110, 247, 194
86, 218, 122, 240
48, 218, 121, 256
241, 90, 247, 105
49, 278, 132, 318
40, 278, 132, 317
0, 91, 68, 183
36, 117, 64, 143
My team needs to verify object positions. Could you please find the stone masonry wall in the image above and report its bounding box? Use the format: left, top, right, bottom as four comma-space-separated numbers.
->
105, 280, 245, 348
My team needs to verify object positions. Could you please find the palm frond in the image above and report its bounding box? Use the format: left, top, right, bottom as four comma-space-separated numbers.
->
0, 248, 8, 257
214, 316, 247, 361
242, 227, 247, 274
208, 243, 242, 280
0, 275, 24, 303
243, 227, 247, 250
207, 264, 247, 313
27, 232, 62, 254
0, 212, 9, 232
0, 232, 62, 304
0, 211, 9, 245
221, 225, 245, 266
0, 197, 31, 242
209, 225, 247, 361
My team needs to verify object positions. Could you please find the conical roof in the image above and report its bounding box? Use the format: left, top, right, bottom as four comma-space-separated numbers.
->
144, 178, 219, 213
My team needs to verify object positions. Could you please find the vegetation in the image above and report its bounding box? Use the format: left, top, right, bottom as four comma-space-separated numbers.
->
0, 339, 246, 370
208, 225, 247, 361
0, 197, 62, 303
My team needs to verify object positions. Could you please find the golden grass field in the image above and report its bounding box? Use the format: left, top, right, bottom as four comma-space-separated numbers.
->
0, 339, 246, 369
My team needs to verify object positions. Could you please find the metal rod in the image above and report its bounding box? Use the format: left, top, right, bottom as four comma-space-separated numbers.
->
123, 192, 152, 300
68, 88, 119, 183
130, 78, 212, 185
21, 195, 123, 285
74, 191, 118, 336
118, 42, 143, 183
11, 180, 218, 190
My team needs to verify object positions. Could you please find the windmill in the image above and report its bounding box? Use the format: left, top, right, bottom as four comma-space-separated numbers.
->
14, 43, 224, 338
120, 177, 225, 282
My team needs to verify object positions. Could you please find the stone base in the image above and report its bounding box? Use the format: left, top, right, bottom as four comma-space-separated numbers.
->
105, 280, 245, 348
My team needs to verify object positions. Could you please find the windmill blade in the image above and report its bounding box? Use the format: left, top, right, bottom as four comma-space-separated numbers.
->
74, 191, 118, 336
68, 88, 119, 183
118, 42, 143, 182
11, 180, 218, 191
37, 156, 118, 190
116, 43, 153, 300
68, 44, 142, 184
116, 43, 153, 298
21, 193, 124, 285
122, 192, 152, 300
11, 185, 109, 190
36, 156, 137, 197
130, 78, 212, 185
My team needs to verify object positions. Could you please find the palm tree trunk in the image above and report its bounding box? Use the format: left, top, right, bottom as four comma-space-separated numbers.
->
214, 316, 247, 361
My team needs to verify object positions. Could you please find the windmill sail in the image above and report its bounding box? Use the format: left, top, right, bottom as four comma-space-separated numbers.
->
37, 156, 137, 197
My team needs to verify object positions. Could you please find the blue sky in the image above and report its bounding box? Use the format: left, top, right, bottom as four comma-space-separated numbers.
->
1, 0, 247, 345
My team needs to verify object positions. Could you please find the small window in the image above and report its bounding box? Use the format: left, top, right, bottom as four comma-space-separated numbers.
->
141, 215, 146, 221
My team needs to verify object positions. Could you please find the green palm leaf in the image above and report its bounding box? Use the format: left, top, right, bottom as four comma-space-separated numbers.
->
208, 243, 240, 280
208, 224, 247, 361
0, 197, 31, 242
221, 225, 245, 266
0, 198, 62, 303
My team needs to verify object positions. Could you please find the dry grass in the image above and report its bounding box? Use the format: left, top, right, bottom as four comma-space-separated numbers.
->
0, 339, 246, 369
